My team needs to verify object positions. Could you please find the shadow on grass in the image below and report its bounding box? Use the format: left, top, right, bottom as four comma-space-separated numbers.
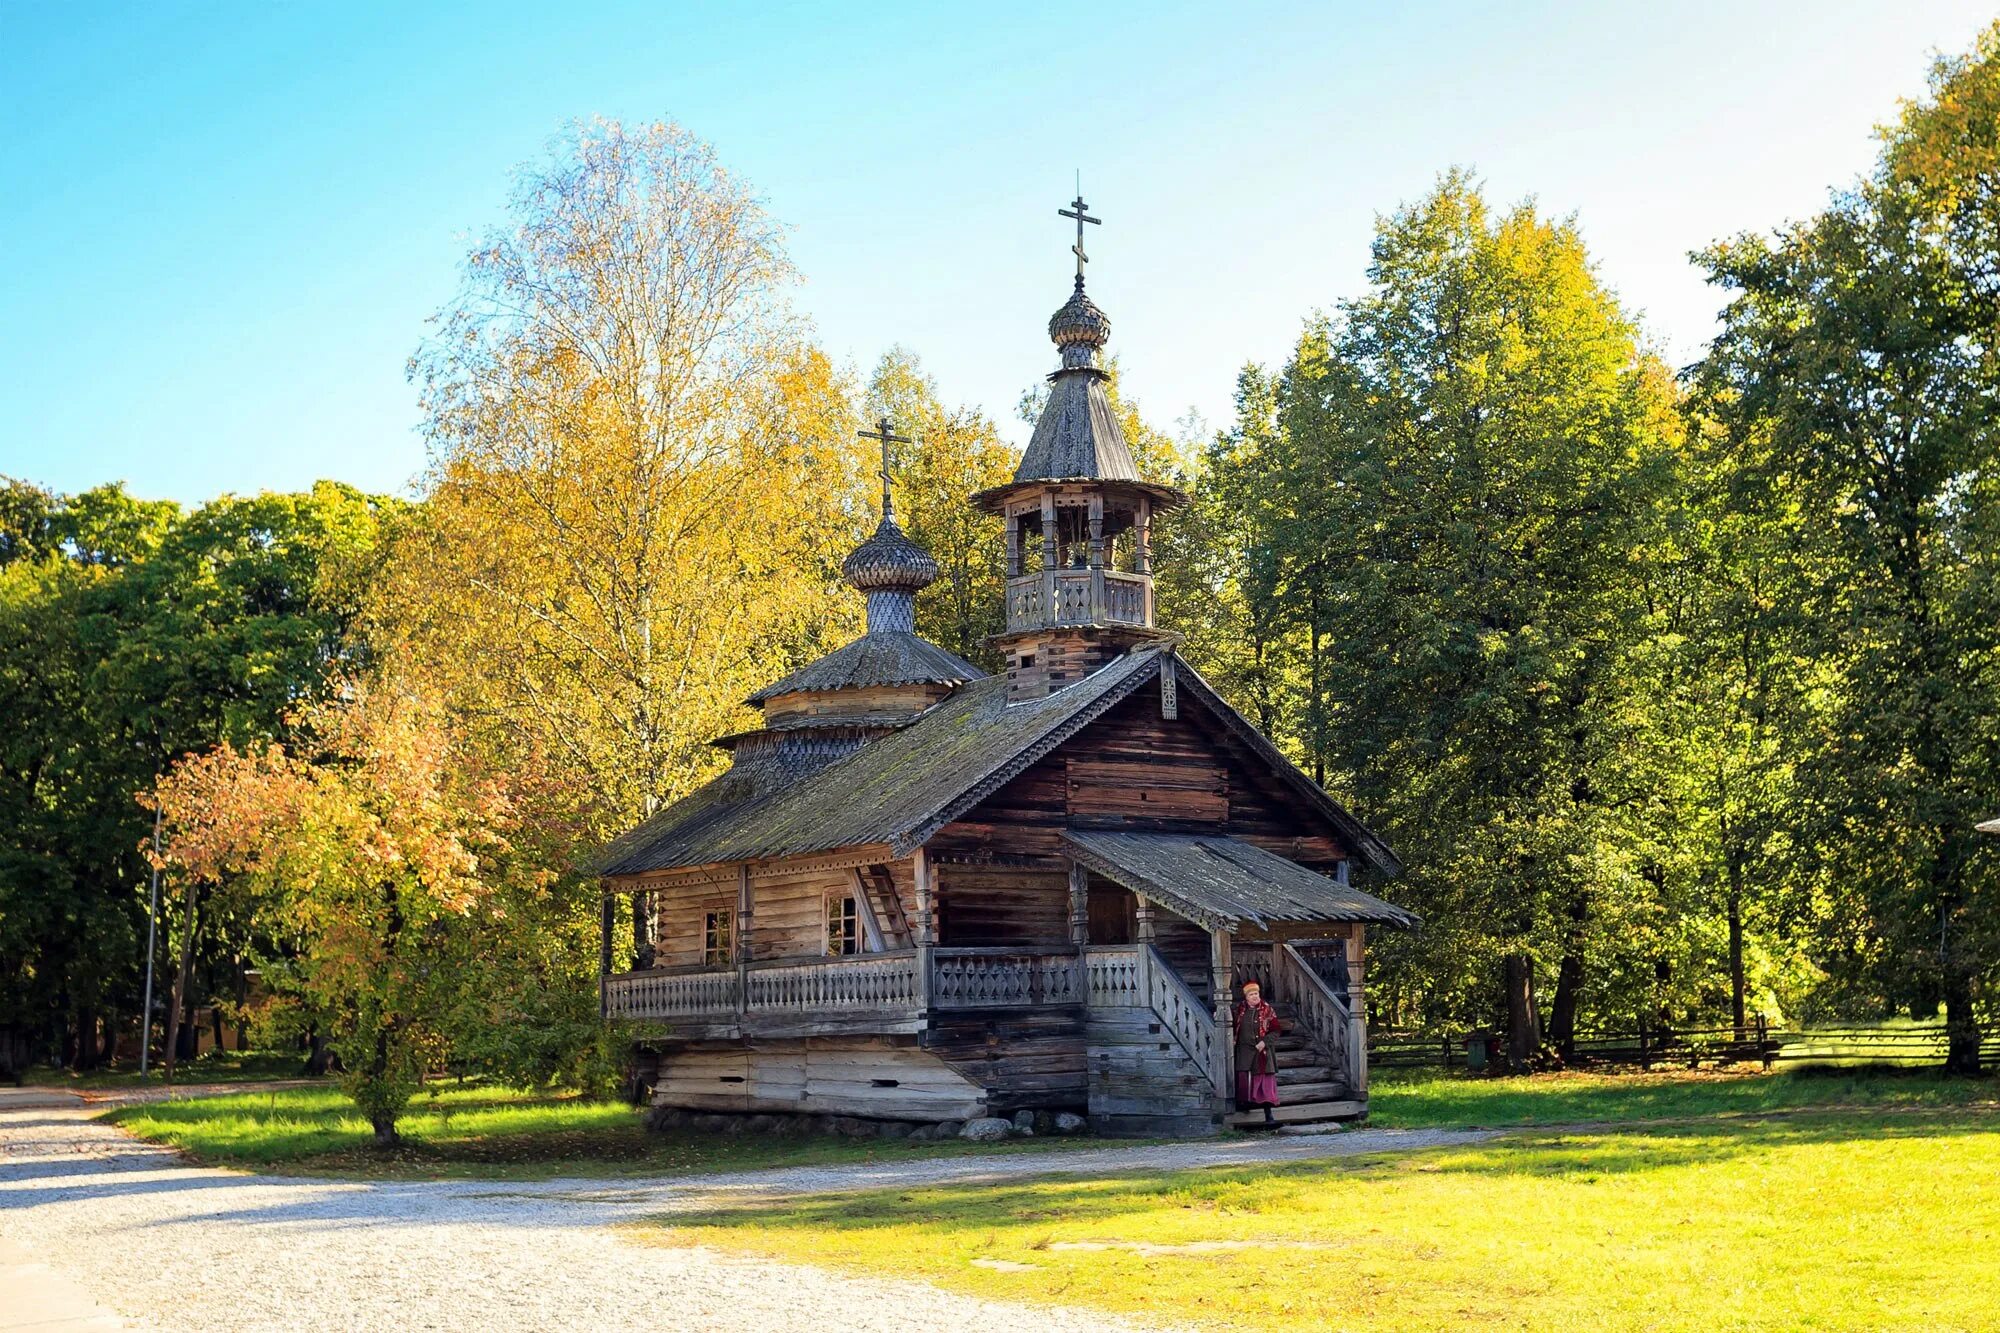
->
659, 1107, 2000, 1244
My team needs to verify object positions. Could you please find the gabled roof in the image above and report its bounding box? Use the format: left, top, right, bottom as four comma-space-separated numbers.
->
745, 631, 983, 704
594, 646, 1401, 879
1062, 830, 1417, 931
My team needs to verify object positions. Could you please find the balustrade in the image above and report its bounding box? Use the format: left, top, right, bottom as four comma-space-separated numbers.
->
745, 952, 921, 1012
1003, 570, 1152, 631
931, 948, 1085, 1008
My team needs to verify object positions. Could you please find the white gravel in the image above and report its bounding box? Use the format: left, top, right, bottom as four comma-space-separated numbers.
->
0, 1090, 1492, 1332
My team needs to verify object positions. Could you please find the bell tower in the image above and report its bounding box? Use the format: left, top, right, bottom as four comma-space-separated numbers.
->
973, 194, 1184, 702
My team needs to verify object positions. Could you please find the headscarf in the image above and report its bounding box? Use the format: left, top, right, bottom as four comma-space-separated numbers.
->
1235, 988, 1279, 1040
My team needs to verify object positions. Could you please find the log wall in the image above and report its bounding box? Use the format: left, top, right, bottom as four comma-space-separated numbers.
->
936, 865, 1069, 947
940, 678, 1354, 867
925, 1010, 1089, 1113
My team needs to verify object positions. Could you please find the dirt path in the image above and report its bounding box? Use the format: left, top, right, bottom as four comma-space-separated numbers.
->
0, 1090, 1492, 1332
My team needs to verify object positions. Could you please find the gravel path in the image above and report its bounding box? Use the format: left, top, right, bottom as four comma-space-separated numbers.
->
0, 1091, 1492, 1332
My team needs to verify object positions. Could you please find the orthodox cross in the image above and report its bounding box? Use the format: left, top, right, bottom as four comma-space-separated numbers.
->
857, 416, 912, 519
1058, 191, 1100, 285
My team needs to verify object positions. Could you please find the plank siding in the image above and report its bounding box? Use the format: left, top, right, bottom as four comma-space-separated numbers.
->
650, 1037, 987, 1120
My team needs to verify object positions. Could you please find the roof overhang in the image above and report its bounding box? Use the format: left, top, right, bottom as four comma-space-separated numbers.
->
1062, 829, 1419, 933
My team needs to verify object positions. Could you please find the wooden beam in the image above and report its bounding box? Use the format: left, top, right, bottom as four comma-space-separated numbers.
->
848, 868, 886, 953
1211, 926, 1234, 1109
912, 847, 937, 1011
1068, 860, 1089, 949
1347, 924, 1367, 1096
736, 865, 753, 1019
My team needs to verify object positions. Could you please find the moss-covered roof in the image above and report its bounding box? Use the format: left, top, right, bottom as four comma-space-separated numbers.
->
597, 647, 1166, 875
594, 646, 1403, 881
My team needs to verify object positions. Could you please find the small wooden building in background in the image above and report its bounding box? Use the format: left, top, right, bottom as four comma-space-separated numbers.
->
596, 254, 1414, 1134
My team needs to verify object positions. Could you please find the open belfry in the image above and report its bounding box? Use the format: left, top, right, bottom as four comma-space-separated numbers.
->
595, 198, 1415, 1135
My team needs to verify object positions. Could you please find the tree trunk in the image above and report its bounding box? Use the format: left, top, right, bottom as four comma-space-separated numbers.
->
303, 1026, 332, 1076
71, 1005, 101, 1072
234, 963, 250, 1052
161, 883, 200, 1085
1503, 954, 1541, 1070
1943, 966, 1982, 1076
1547, 894, 1589, 1062
370, 1112, 400, 1148
1727, 851, 1747, 1041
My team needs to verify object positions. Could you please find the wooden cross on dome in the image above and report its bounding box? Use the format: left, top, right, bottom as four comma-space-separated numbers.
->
857, 416, 912, 520
1059, 190, 1100, 285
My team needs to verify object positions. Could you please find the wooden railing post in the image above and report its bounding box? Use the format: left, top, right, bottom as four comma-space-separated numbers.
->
1211, 928, 1234, 1110
1346, 927, 1368, 1097
913, 848, 936, 1013
736, 865, 752, 1021
1068, 861, 1089, 950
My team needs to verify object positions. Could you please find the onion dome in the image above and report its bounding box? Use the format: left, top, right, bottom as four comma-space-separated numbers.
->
1048, 280, 1111, 370
843, 514, 938, 594
842, 514, 938, 634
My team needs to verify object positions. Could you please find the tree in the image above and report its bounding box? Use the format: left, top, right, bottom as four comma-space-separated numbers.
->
1260, 174, 1681, 1062
1698, 25, 2000, 1070
152, 681, 557, 1142
391, 119, 871, 840
0, 479, 387, 1074
863, 347, 1015, 664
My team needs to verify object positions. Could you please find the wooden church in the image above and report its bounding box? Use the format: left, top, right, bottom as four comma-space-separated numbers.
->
596, 202, 1414, 1134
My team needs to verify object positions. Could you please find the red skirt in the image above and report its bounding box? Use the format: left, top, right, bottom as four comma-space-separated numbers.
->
1236, 1068, 1280, 1107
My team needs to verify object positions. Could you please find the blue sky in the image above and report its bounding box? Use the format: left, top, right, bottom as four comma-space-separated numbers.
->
2, 1, 1993, 505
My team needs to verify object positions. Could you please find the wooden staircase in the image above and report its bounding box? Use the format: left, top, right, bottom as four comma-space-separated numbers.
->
1225, 1003, 1363, 1127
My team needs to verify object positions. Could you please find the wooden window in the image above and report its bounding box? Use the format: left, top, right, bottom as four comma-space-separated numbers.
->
826, 893, 859, 957
702, 907, 735, 967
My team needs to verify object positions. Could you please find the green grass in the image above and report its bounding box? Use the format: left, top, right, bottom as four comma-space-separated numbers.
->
23, 1048, 318, 1090
653, 1106, 2000, 1330
103, 1085, 1096, 1180
1366, 1064, 1997, 1129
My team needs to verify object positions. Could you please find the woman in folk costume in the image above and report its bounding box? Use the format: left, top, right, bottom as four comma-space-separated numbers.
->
1233, 979, 1282, 1125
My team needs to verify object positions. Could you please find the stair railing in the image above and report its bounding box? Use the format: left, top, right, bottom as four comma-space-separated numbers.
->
1275, 941, 1351, 1092
1143, 944, 1226, 1094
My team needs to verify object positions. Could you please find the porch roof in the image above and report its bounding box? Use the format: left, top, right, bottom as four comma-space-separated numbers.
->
1062, 829, 1419, 932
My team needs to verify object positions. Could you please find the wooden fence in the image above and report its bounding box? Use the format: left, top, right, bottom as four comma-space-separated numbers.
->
1371, 1018, 2000, 1072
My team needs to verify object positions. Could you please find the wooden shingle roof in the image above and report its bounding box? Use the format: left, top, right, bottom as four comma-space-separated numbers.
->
744, 631, 983, 704
1062, 829, 1418, 930
594, 646, 1402, 880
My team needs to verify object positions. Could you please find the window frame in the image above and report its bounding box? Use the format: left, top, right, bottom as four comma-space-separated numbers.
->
825, 892, 860, 957
702, 904, 736, 968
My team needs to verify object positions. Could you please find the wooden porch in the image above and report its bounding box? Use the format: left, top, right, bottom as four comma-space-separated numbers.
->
603, 936, 1368, 1118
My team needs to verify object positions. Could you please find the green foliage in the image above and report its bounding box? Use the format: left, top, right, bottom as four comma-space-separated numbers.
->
1694, 29, 2000, 1066
0, 478, 392, 1075
1197, 173, 1683, 1043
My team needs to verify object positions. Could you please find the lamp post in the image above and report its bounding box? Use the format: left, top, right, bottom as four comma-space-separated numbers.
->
138, 805, 162, 1078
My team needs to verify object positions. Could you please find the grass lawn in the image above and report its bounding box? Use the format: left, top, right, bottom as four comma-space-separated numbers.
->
1365, 1064, 1998, 1129
102, 1084, 1095, 1180
24, 1048, 317, 1090
654, 1105, 2000, 1331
